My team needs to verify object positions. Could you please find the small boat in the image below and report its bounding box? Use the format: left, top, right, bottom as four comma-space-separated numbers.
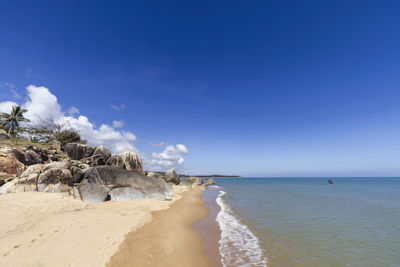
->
328, 178, 333, 184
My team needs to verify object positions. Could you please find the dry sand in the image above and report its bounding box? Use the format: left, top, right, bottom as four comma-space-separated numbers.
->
107, 187, 214, 267
0, 192, 174, 266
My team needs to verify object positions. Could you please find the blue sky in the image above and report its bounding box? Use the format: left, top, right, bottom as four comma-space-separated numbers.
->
1, 1, 400, 176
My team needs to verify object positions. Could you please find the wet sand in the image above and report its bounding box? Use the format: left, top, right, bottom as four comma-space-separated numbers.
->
107, 187, 216, 267
193, 187, 222, 267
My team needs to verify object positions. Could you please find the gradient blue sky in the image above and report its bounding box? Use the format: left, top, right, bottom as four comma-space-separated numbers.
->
1, 1, 400, 176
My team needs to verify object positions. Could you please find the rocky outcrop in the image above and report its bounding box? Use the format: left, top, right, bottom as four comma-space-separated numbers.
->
187, 176, 203, 186
79, 165, 175, 201
120, 151, 144, 174
74, 182, 109, 202
64, 143, 95, 160
4, 160, 89, 193
0, 129, 11, 140
106, 155, 124, 168
165, 169, 181, 185
203, 178, 216, 185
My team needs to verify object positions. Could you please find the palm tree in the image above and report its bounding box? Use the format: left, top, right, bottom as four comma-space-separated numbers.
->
0, 105, 30, 136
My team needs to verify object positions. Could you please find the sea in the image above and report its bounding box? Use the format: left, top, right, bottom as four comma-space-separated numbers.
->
205, 177, 400, 267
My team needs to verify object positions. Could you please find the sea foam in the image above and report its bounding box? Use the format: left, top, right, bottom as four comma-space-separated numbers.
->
216, 190, 267, 267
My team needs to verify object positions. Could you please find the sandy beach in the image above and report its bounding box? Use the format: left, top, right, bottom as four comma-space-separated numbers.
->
0, 186, 219, 267
107, 187, 215, 267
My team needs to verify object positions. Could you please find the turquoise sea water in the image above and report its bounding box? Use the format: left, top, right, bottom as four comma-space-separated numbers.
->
213, 177, 400, 267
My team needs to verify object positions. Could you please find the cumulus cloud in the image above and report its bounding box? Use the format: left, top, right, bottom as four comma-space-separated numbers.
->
67, 106, 80, 116
0, 101, 18, 113
146, 144, 189, 171
112, 120, 124, 128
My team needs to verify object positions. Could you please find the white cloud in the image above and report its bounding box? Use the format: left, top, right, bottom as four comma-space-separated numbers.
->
109, 104, 126, 111
112, 120, 124, 128
0, 83, 21, 99
146, 144, 189, 171
67, 106, 80, 116
149, 141, 165, 147
0, 101, 18, 113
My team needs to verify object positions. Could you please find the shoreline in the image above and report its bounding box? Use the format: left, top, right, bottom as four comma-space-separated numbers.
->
107, 186, 218, 267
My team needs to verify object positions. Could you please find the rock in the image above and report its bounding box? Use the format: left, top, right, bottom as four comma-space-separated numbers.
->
82, 165, 175, 200
92, 145, 111, 162
47, 140, 62, 150
10, 149, 43, 165
146, 172, 165, 180
187, 176, 203, 186
120, 151, 144, 174
37, 168, 74, 192
0, 129, 10, 140
165, 169, 181, 185
74, 182, 110, 202
64, 143, 95, 160
203, 178, 216, 185
106, 155, 124, 168
108, 187, 146, 201
0, 156, 26, 176
9, 164, 43, 192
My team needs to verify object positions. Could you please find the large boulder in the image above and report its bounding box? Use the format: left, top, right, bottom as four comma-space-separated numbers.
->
47, 140, 62, 150
10, 149, 43, 165
120, 151, 144, 174
165, 169, 181, 185
92, 146, 111, 162
74, 182, 110, 202
82, 145, 111, 166
109, 187, 146, 201
64, 143, 95, 160
80, 165, 175, 201
0, 129, 10, 140
106, 155, 124, 168
37, 168, 73, 192
0, 156, 26, 176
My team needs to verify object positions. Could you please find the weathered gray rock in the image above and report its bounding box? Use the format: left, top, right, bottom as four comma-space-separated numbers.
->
83, 165, 175, 200
47, 140, 62, 150
11, 149, 43, 165
109, 187, 146, 201
187, 176, 203, 186
106, 155, 124, 168
120, 151, 144, 174
37, 168, 73, 192
146, 172, 165, 180
93, 145, 111, 162
75, 182, 110, 202
64, 143, 95, 160
0, 129, 10, 140
165, 169, 181, 185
